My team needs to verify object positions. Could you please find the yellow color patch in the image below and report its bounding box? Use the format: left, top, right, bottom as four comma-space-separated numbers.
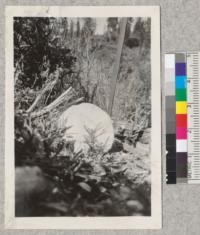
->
176, 101, 187, 114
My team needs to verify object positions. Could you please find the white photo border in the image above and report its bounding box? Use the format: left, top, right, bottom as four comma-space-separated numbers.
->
5, 6, 161, 229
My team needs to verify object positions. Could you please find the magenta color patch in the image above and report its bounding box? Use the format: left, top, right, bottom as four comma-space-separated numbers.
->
176, 127, 187, 139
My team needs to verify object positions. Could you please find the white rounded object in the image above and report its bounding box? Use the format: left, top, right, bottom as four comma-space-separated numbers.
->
58, 103, 114, 154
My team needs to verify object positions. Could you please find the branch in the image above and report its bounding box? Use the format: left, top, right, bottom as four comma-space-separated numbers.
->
26, 78, 58, 113
30, 87, 83, 119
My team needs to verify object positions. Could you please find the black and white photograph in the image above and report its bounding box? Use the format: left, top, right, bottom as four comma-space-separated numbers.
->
5, 6, 161, 229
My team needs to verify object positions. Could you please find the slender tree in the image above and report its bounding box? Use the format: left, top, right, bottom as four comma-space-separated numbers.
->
70, 20, 74, 38
82, 18, 96, 37
63, 18, 69, 40
76, 19, 81, 37
124, 18, 133, 40
106, 17, 119, 41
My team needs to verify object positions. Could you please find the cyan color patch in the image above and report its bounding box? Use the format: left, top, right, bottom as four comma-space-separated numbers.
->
176, 76, 187, 88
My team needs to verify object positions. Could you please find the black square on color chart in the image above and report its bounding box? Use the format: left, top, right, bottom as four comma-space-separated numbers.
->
167, 172, 176, 184
167, 158, 176, 172
166, 134, 176, 146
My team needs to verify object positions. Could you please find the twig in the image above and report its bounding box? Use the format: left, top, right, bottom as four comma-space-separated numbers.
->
30, 90, 84, 119
26, 78, 58, 113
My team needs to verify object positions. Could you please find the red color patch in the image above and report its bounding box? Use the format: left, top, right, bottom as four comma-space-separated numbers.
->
176, 114, 187, 127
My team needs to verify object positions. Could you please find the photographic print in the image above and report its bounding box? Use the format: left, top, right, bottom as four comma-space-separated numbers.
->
5, 6, 161, 229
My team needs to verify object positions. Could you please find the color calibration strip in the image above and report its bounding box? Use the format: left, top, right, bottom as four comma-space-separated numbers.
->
165, 54, 176, 184
165, 52, 200, 184
187, 53, 200, 184
175, 53, 187, 183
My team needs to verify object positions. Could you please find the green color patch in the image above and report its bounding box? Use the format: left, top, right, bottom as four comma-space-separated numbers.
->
176, 89, 186, 101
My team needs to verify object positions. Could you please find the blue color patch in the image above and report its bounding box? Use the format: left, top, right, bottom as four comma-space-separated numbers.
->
176, 76, 187, 88
175, 63, 186, 76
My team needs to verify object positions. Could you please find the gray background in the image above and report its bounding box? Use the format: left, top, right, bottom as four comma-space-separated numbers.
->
1, 0, 200, 234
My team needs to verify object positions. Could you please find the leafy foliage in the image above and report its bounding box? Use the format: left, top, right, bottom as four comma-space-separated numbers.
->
14, 17, 76, 89
15, 112, 150, 216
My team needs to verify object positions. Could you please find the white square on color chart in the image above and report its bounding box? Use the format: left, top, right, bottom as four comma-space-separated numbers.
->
165, 69, 175, 83
176, 139, 187, 152
165, 54, 175, 68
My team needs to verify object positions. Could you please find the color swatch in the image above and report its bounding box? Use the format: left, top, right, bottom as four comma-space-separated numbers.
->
165, 52, 200, 184
165, 54, 176, 184
175, 53, 187, 183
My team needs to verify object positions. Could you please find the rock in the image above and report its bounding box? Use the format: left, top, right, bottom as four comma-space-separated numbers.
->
123, 142, 135, 153
135, 142, 149, 155
139, 128, 150, 144
109, 138, 123, 153
58, 103, 114, 154
126, 200, 144, 211
136, 180, 151, 206
15, 166, 52, 216
125, 37, 140, 48
119, 186, 131, 200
